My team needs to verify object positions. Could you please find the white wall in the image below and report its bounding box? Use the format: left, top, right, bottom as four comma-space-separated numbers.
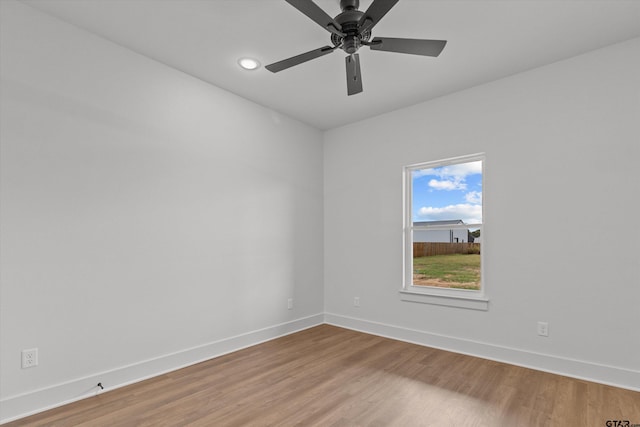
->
324, 37, 640, 390
0, 1, 324, 421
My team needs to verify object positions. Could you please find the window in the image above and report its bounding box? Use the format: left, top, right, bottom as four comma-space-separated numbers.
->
402, 154, 487, 310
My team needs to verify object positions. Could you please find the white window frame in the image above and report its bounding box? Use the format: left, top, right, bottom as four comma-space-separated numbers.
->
401, 153, 488, 310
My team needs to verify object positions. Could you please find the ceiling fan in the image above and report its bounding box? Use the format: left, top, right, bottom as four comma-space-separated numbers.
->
265, 0, 447, 96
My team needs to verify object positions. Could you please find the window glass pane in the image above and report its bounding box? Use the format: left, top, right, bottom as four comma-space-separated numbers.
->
411, 160, 482, 290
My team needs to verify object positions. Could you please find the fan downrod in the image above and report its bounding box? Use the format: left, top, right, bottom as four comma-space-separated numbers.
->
340, 0, 359, 11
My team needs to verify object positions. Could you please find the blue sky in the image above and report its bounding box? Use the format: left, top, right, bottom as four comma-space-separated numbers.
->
412, 161, 482, 224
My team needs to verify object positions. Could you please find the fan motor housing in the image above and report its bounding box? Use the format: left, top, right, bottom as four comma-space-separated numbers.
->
331, 7, 370, 54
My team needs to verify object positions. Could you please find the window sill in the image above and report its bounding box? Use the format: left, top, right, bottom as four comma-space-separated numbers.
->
399, 288, 489, 311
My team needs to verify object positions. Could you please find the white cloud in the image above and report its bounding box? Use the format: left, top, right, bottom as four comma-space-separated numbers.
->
412, 169, 436, 179
438, 161, 482, 179
428, 179, 466, 191
417, 203, 482, 224
465, 191, 482, 204
414, 161, 481, 180
415, 161, 481, 192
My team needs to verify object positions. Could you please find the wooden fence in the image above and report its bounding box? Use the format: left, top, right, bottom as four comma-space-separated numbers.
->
413, 242, 481, 257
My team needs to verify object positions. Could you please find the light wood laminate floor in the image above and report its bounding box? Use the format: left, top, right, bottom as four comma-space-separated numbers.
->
6, 324, 639, 426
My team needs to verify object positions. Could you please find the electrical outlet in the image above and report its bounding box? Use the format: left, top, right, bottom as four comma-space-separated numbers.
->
287, 298, 293, 310
22, 348, 38, 369
354, 297, 360, 307
537, 322, 549, 337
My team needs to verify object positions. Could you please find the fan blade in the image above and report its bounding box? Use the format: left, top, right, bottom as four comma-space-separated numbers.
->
345, 54, 363, 96
266, 46, 336, 73
369, 37, 447, 57
358, 0, 399, 33
285, 0, 344, 36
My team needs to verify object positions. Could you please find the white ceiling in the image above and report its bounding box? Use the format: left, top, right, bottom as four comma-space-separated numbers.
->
22, 0, 640, 130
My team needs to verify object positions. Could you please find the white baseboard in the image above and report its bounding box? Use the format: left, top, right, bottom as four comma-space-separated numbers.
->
0, 313, 324, 424
324, 312, 640, 392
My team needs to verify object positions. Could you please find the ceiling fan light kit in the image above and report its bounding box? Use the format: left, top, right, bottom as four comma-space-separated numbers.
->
266, 0, 447, 95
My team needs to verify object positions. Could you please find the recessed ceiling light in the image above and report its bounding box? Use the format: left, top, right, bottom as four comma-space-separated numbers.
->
238, 57, 261, 70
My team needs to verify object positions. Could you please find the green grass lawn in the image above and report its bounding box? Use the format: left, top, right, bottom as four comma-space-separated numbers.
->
413, 254, 481, 290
